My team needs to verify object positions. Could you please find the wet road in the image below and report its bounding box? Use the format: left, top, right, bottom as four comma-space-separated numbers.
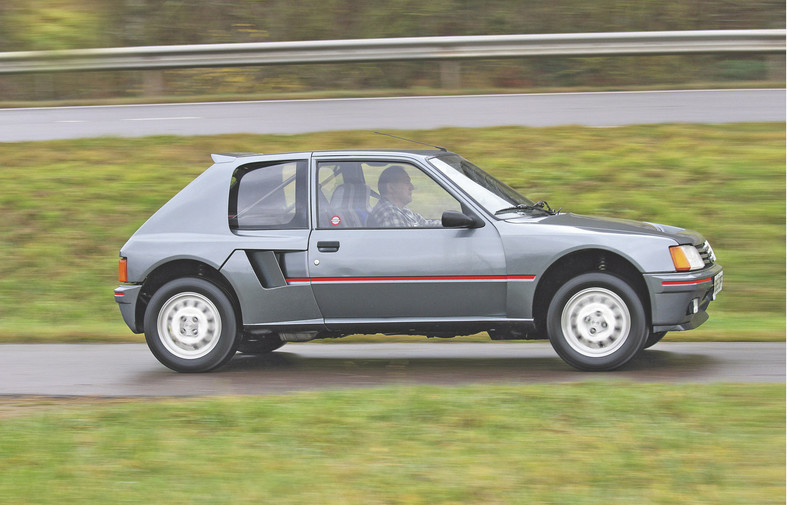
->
0, 342, 783, 397
1, 89, 784, 142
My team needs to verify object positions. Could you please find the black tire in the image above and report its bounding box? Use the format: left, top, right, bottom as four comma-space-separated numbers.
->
546, 272, 647, 371
144, 277, 240, 372
238, 333, 286, 354
643, 330, 667, 350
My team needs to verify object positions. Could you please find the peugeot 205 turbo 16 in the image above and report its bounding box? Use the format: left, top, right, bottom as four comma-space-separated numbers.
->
115, 148, 722, 372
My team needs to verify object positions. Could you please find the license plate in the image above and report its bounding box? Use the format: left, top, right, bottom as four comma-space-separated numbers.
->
713, 272, 723, 300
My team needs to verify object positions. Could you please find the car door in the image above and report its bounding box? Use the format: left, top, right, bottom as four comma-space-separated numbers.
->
306, 157, 508, 325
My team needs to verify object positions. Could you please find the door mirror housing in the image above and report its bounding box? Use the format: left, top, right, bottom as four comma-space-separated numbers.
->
441, 210, 484, 229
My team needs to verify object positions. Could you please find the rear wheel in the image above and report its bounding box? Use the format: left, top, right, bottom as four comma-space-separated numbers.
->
547, 272, 647, 371
144, 277, 240, 372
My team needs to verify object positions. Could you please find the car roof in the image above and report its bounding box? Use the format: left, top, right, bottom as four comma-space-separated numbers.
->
211, 149, 452, 165
312, 149, 447, 156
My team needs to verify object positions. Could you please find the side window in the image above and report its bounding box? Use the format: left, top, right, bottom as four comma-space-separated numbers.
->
394, 164, 462, 222
229, 160, 308, 230
317, 160, 462, 229
317, 161, 372, 229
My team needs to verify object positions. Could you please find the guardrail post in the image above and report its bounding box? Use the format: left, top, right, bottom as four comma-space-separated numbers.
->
143, 70, 164, 97
35, 74, 53, 100
440, 60, 461, 89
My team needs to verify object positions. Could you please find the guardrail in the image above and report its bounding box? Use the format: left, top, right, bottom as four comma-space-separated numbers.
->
0, 30, 784, 74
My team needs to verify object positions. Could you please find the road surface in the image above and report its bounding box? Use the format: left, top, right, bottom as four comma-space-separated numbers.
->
0, 342, 783, 397
0, 89, 784, 142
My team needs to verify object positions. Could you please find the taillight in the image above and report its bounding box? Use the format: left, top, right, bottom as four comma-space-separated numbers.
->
119, 257, 128, 283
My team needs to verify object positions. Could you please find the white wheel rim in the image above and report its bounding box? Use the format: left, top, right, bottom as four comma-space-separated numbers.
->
157, 292, 222, 360
561, 287, 631, 358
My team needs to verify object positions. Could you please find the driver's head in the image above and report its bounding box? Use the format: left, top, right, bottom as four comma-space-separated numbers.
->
378, 165, 414, 207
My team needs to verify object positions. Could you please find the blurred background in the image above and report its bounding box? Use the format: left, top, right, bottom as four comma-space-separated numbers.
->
0, 0, 785, 103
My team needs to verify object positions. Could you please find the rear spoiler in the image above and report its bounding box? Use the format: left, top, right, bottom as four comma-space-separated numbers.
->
210, 152, 262, 164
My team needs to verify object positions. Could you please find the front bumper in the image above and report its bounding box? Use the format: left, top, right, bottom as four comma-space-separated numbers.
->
114, 284, 143, 333
644, 264, 723, 332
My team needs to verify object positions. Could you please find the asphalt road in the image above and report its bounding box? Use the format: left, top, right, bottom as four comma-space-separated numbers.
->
0, 342, 783, 397
0, 89, 784, 142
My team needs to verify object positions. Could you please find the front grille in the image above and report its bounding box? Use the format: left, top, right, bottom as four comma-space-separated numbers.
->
696, 241, 716, 267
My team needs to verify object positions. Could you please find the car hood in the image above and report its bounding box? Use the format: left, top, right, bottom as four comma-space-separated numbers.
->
505, 212, 703, 245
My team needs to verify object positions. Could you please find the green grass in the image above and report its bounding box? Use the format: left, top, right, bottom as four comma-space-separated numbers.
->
0, 124, 784, 341
0, 384, 783, 504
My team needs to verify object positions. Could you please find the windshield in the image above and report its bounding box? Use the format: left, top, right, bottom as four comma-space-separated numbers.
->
429, 154, 534, 216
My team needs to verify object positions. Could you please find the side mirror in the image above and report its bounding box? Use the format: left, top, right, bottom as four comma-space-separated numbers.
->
441, 210, 484, 228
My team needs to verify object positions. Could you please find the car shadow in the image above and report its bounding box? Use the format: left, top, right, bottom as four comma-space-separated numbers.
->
131, 345, 725, 395
215, 345, 718, 384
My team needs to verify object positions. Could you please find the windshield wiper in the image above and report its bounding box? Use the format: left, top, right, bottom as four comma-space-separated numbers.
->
495, 200, 560, 216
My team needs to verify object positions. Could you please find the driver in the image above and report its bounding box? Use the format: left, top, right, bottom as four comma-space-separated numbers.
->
367, 165, 441, 228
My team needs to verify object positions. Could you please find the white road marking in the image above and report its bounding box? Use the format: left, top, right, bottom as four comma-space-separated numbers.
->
123, 116, 200, 121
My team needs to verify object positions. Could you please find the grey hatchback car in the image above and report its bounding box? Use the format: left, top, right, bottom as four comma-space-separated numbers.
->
115, 149, 722, 372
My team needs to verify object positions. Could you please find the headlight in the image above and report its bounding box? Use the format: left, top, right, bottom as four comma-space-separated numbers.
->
670, 245, 705, 271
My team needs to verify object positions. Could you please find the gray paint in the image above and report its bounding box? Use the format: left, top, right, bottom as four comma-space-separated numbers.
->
219, 250, 322, 324
118, 149, 722, 338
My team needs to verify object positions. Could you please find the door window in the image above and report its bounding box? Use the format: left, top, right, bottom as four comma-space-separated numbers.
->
317, 161, 461, 229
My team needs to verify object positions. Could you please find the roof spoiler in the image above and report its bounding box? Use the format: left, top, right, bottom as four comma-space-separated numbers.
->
210, 152, 262, 164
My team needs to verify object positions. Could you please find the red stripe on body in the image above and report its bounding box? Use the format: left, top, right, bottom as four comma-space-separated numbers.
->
662, 277, 712, 286
286, 275, 535, 284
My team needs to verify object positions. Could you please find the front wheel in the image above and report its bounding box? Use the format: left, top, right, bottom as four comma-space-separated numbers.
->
546, 273, 647, 371
144, 277, 240, 372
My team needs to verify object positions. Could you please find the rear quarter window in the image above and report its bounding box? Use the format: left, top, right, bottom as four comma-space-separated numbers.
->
229, 160, 308, 230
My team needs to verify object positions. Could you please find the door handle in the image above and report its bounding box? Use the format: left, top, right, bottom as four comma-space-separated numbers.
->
317, 241, 340, 253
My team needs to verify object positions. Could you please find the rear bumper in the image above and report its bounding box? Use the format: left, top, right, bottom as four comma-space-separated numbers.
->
114, 285, 142, 333
644, 264, 723, 332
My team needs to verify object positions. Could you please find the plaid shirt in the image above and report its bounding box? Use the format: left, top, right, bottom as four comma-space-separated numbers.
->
368, 198, 441, 228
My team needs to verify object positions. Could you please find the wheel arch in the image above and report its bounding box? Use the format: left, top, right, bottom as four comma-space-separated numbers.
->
532, 248, 650, 338
135, 259, 241, 334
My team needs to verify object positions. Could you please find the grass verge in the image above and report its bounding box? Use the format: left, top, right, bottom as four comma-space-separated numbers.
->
0, 384, 783, 504
0, 124, 784, 341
